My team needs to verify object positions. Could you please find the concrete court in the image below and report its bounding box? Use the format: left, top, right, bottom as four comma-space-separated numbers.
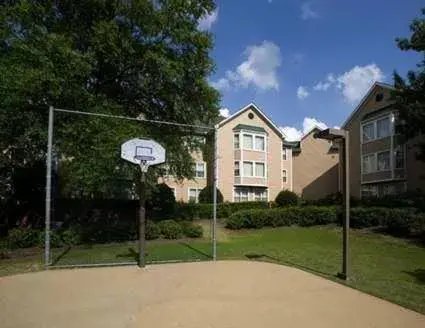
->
1, 261, 424, 328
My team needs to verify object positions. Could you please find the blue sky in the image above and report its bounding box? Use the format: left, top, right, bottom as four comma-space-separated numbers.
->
199, 0, 423, 140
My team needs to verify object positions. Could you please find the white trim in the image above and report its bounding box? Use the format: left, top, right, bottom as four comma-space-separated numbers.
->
240, 142, 244, 184
233, 132, 240, 150
376, 150, 391, 172
234, 160, 240, 177
282, 169, 288, 184
187, 187, 202, 203
217, 103, 286, 139
265, 134, 268, 185
194, 161, 207, 179
242, 161, 266, 178
241, 132, 266, 152
342, 82, 395, 129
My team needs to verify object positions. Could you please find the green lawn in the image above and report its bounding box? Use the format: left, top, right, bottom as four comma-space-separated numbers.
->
1, 225, 425, 314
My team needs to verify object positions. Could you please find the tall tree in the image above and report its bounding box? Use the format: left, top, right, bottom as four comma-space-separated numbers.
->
0, 0, 219, 200
393, 8, 425, 161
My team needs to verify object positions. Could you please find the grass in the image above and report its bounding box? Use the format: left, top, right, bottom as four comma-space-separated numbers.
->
1, 224, 425, 314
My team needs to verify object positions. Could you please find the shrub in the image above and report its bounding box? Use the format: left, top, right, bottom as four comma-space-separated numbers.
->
275, 190, 299, 207
180, 221, 204, 238
158, 220, 183, 239
147, 183, 176, 219
145, 221, 161, 240
60, 228, 82, 245
175, 201, 269, 220
225, 206, 337, 230
198, 185, 224, 204
7, 228, 40, 248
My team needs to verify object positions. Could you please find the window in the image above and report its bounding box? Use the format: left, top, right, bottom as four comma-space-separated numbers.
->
234, 161, 240, 176
243, 161, 253, 176
361, 185, 378, 198
282, 148, 287, 160
255, 162, 265, 177
254, 188, 267, 201
394, 145, 405, 169
375, 93, 384, 102
362, 154, 376, 174
188, 188, 201, 202
254, 136, 265, 151
248, 112, 254, 119
234, 187, 249, 202
234, 134, 240, 149
362, 122, 375, 142
377, 151, 390, 171
377, 117, 391, 139
243, 134, 253, 149
282, 170, 287, 183
193, 162, 206, 178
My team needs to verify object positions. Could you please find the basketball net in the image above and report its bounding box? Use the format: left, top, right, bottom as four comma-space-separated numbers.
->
139, 160, 149, 173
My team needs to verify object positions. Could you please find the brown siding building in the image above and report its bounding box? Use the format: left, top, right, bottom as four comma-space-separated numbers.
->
342, 82, 425, 198
292, 129, 339, 200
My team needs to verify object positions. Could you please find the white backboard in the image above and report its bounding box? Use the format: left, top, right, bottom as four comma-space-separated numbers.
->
121, 138, 166, 166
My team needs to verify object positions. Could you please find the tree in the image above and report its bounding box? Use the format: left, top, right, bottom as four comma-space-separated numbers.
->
275, 190, 299, 207
0, 0, 220, 201
198, 185, 223, 203
393, 8, 425, 161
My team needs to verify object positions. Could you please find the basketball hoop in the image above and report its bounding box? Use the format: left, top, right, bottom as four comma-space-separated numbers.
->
135, 157, 150, 173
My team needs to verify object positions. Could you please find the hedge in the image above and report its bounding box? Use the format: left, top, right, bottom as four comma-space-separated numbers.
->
225, 206, 425, 239
225, 206, 337, 230
176, 201, 270, 220
5, 221, 204, 249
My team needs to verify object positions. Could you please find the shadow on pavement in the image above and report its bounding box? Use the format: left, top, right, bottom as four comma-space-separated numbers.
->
179, 242, 212, 259
245, 253, 335, 278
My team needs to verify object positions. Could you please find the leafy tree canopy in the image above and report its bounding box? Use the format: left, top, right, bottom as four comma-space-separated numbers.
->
393, 8, 425, 160
0, 0, 220, 200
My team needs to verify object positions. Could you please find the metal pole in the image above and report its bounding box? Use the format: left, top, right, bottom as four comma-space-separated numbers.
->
139, 169, 147, 268
342, 132, 350, 279
212, 127, 218, 261
45, 106, 54, 269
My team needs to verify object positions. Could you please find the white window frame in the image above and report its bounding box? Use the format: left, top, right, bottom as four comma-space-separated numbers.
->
282, 169, 287, 183
376, 117, 391, 139
376, 150, 391, 172
242, 161, 266, 178
233, 133, 240, 149
282, 148, 287, 160
360, 113, 393, 144
193, 162, 206, 178
234, 161, 240, 177
234, 187, 249, 202
240, 132, 266, 152
253, 188, 268, 201
362, 153, 376, 174
188, 188, 201, 203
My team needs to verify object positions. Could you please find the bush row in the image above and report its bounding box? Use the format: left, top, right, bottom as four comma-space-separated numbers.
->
5, 221, 203, 249
225, 206, 337, 229
176, 201, 270, 220
225, 206, 425, 239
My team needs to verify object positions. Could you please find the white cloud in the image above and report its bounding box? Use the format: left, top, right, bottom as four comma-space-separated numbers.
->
333, 125, 341, 129
210, 41, 282, 92
301, 2, 319, 20
198, 8, 219, 31
280, 126, 303, 142
297, 86, 309, 99
219, 108, 230, 118
336, 64, 384, 104
210, 78, 230, 91
280, 117, 328, 142
311, 65, 384, 104
313, 74, 335, 91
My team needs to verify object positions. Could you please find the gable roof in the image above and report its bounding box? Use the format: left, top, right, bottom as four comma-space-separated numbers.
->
217, 103, 286, 139
342, 82, 395, 129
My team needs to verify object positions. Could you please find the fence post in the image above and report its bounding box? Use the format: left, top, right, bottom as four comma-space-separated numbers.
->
45, 106, 54, 269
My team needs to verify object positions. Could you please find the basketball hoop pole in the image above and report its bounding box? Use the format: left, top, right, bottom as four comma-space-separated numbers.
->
138, 162, 147, 268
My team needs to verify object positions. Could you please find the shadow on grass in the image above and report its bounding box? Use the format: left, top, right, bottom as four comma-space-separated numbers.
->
404, 269, 425, 284
116, 248, 139, 261
179, 242, 212, 259
245, 253, 335, 278
51, 246, 72, 266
